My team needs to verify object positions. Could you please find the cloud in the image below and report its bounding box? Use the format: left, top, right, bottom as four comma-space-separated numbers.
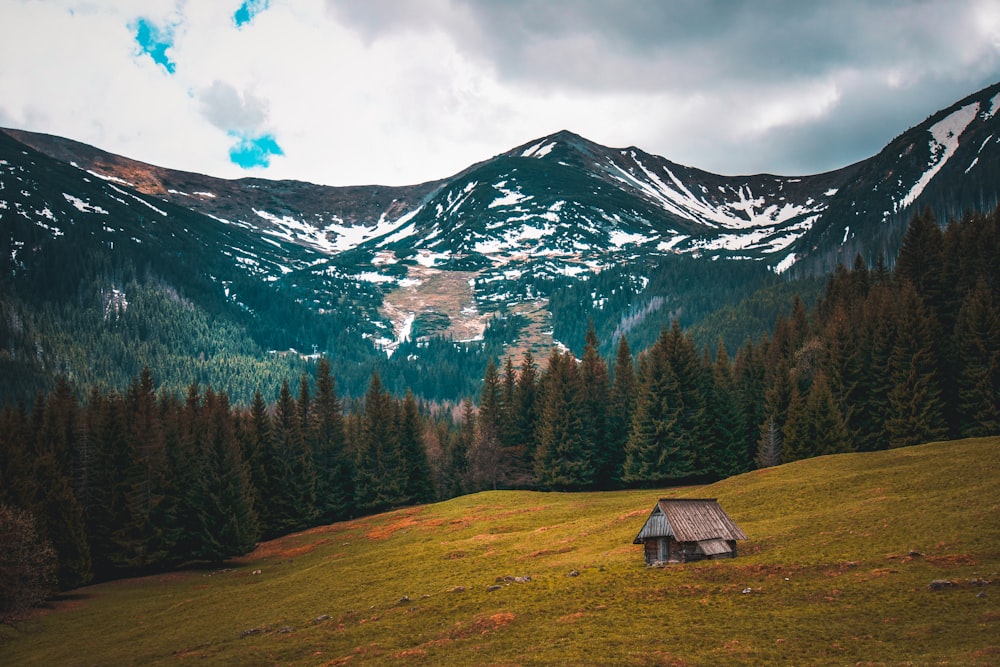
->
199, 81, 269, 134
131, 16, 177, 73
198, 81, 283, 170
1, 1, 999, 186
233, 0, 270, 28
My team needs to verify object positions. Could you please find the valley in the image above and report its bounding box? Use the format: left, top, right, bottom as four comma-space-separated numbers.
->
2, 437, 997, 666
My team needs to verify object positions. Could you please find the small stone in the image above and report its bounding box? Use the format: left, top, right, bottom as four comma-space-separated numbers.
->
977, 591, 987, 598
568, 570, 580, 577
486, 584, 503, 592
741, 587, 753, 594
908, 550, 923, 558
312, 614, 330, 624
928, 579, 954, 590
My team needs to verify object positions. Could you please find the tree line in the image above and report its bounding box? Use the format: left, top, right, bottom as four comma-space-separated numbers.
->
1, 206, 998, 616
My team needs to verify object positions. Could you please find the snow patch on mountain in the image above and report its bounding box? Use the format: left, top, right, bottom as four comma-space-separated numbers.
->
490, 180, 532, 208
898, 101, 980, 210
521, 140, 557, 158
63, 193, 109, 214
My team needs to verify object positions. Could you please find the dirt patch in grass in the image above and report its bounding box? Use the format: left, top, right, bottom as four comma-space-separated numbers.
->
243, 537, 330, 561
925, 553, 979, 567
366, 516, 423, 540
521, 545, 575, 559
450, 611, 516, 639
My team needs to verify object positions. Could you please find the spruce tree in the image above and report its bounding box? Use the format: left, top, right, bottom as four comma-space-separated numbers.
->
954, 280, 1000, 436
469, 359, 504, 490
355, 372, 404, 513
606, 335, 636, 487
580, 325, 612, 489
311, 359, 353, 522
534, 349, 592, 490
885, 285, 948, 448
622, 328, 691, 485
196, 389, 258, 561
510, 350, 539, 485
399, 390, 434, 504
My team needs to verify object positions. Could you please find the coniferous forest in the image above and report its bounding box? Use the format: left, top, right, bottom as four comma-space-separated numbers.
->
1, 207, 998, 600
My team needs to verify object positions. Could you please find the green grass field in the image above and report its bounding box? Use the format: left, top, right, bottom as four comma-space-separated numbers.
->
3, 437, 999, 666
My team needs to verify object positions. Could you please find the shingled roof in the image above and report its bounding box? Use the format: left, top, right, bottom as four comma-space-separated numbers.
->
632, 498, 747, 544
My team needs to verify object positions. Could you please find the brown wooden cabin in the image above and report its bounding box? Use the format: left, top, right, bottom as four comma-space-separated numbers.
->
633, 498, 747, 565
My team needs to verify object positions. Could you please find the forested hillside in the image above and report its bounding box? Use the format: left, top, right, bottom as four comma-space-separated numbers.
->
2, 207, 997, 599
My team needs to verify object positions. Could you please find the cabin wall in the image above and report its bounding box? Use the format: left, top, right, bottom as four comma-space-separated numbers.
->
642, 538, 739, 564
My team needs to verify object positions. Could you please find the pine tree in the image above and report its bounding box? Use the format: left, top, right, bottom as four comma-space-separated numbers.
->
534, 349, 592, 490
954, 280, 1000, 436
242, 391, 272, 528
270, 379, 317, 533
469, 359, 504, 490
354, 372, 404, 513
704, 341, 748, 477
87, 390, 142, 578
399, 390, 434, 504
606, 335, 636, 488
311, 359, 353, 522
580, 325, 612, 489
885, 285, 948, 448
31, 378, 91, 588
755, 416, 782, 468
622, 327, 692, 485
195, 389, 258, 561
662, 322, 709, 476
509, 349, 539, 485
448, 398, 475, 497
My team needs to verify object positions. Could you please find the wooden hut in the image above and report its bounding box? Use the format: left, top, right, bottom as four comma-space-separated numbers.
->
633, 498, 747, 565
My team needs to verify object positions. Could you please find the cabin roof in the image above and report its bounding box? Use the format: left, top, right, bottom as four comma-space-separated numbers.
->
633, 498, 747, 544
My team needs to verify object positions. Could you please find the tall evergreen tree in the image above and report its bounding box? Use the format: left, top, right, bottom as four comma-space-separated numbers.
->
580, 324, 612, 489
606, 335, 636, 487
509, 350, 539, 485
954, 280, 1000, 436
885, 285, 948, 448
311, 359, 354, 522
269, 379, 317, 534
399, 390, 434, 504
534, 349, 592, 490
622, 327, 693, 485
354, 372, 404, 513
469, 359, 504, 491
196, 389, 258, 561
704, 341, 748, 477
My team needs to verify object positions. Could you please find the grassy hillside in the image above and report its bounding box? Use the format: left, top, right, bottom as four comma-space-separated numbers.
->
3, 437, 998, 666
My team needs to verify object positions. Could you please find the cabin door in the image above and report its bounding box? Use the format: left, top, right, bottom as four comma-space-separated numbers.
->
658, 538, 669, 562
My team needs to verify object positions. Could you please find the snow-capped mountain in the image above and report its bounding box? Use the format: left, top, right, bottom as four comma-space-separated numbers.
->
2, 81, 998, 398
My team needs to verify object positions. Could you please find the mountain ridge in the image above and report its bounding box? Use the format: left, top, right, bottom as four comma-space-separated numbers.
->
2, 81, 999, 400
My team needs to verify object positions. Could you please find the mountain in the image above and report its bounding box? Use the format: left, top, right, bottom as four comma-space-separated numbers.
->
2, 82, 999, 401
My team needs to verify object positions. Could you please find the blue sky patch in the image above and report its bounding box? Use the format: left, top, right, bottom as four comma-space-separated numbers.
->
133, 17, 176, 74
228, 132, 284, 169
233, 0, 270, 28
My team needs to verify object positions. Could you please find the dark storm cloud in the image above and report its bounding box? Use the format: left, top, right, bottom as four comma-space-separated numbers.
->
325, 0, 991, 92
325, 0, 1000, 175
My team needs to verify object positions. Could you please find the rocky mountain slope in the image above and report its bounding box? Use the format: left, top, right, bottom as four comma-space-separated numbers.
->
2, 81, 998, 399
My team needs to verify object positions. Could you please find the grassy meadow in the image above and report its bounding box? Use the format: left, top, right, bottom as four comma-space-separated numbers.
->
2, 437, 999, 666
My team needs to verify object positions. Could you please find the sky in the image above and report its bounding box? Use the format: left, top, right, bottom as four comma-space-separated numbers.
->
1, 0, 999, 187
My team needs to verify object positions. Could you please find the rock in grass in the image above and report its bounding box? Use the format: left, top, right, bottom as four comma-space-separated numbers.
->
486, 585, 503, 592
928, 579, 955, 590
